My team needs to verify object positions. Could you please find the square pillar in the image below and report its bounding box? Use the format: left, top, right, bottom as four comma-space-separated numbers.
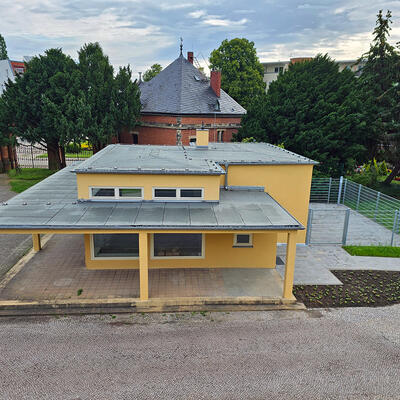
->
283, 231, 297, 299
139, 232, 149, 300
32, 234, 41, 252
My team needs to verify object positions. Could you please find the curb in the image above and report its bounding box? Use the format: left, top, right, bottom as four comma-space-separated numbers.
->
0, 297, 305, 316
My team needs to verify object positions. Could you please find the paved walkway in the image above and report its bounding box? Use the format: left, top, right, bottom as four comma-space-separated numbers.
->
277, 244, 400, 285
0, 174, 31, 279
0, 234, 285, 301
309, 203, 400, 246
1, 306, 400, 399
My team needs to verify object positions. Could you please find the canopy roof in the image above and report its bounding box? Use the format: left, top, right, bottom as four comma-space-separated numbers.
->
0, 165, 303, 231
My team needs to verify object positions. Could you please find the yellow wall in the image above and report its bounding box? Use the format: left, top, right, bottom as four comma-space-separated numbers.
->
196, 129, 209, 146
84, 232, 277, 270
77, 174, 221, 201
226, 164, 313, 242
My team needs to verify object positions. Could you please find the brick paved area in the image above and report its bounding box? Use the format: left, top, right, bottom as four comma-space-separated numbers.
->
0, 234, 284, 301
0, 174, 31, 279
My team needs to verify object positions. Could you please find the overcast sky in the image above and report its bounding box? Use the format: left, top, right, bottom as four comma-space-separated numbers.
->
2, 0, 400, 77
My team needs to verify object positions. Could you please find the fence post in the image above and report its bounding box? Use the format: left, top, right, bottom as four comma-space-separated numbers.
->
337, 176, 343, 205
374, 192, 381, 221
30, 145, 35, 169
327, 178, 332, 203
305, 209, 313, 245
342, 179, 348, 205
342, 209, 350, 246
356, 184, 362, 211
390, 210, 399, 247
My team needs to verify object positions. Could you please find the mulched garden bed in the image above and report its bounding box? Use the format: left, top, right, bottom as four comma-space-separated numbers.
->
293, 270, 400, 308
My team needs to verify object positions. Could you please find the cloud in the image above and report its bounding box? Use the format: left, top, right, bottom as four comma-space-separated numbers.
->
189, 10, 206, 18
203, 16, 248, 27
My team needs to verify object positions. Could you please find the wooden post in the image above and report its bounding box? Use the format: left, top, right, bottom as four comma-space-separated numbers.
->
283, 231, 297, 299
139, 232, 149, 300
32, 234, 42, 252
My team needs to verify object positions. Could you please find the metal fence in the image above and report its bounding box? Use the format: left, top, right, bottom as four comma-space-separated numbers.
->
15, 143, 92, 168
309, 177, 400, 246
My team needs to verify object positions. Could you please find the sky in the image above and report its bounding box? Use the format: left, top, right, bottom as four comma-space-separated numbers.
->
2, 0, 400, 78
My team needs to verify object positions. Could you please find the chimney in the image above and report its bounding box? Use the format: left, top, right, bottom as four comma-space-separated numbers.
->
187, 51, 194, 64
210, 70, 221, 97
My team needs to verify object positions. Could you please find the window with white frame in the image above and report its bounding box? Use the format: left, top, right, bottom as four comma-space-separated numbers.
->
92, 233, 139, 258
152, 188, 203, 200
152, 233, 203, 258
217, 130, 224, 143
233, 233, 253, 247
90, 187, 143, 200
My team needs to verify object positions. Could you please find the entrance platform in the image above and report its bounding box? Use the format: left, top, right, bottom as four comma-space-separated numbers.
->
0, 235, 302, 315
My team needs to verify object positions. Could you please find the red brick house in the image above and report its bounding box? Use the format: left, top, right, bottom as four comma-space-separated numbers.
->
120, 51, 246, 145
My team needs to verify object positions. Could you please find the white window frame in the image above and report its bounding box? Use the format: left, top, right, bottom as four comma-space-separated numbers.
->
152, 187, 204, 201
233, 233, 253, 247
89, 186, 143, 201
90, 234, 139, 260
217, 130, 224, 143
151, 233, 205, 259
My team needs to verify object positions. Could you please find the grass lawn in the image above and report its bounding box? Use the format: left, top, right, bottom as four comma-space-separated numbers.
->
37, 151, 92, 159
343, 245, 400, 257
294, 270, 400, 307
8, 168, 55, 193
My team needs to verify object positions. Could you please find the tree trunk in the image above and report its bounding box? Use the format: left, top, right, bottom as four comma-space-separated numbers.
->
384, 161, 400, 185
47, 142, 62, 170
59, 145, 66, 169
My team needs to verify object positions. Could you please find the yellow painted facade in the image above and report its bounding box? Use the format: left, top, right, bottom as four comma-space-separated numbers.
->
84, 232, 277, 270
225, 164, 313, 242
77, 173, 222, 201
195, 129, 209, 146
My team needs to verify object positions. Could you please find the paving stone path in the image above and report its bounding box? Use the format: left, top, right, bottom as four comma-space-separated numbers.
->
0, 174, 31, 279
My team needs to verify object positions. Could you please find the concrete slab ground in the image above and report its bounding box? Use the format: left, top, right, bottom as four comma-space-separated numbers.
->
277, 243, 400, 285
0, 234, 285, 302
0, 174, 31, 279
309, 203, 400, 246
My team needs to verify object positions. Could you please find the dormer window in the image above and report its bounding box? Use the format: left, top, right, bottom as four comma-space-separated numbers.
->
214, 99, 220, 111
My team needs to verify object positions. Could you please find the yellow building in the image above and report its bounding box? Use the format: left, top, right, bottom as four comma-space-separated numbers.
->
0, 132, 316, 302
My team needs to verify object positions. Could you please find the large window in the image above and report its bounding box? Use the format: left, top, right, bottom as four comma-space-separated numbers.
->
92, 234, 139, 258
152, 188, 204, 200
152, 233, 203, 258
90, 187, 143, 200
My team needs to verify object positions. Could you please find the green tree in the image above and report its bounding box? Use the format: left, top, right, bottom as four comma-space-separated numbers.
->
112, 65, 141, 141
238, 55, 374, 176
0, 49, 82, 170
0, 34, 8, 60
209, 38, 265, 108
78, 42, 115, 153
143, 63, 162, 82
359, 10, 400, 184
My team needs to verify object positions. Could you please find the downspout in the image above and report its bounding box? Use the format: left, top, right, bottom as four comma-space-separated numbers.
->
224, 163, 229, 189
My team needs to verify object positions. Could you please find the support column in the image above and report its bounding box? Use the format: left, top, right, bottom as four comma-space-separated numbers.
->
32, 234, 42, 252
283, 231, 297, 299
139, 232, 149, 300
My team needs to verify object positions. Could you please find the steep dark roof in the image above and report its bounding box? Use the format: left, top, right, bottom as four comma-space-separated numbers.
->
139, 54, 246, 116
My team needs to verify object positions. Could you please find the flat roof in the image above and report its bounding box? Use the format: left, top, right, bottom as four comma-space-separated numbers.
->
73, 142, 316, 175
74, 145, 225, 175
0, 165, 303, 231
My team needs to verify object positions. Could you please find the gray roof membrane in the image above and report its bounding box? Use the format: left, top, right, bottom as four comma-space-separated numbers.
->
0, 165, 303, 231
139, 54, 246, 115
74, 145, 225, 175
73, 142, 316, 175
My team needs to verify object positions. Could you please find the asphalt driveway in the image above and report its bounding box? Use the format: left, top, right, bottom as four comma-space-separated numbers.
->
0, 306, 399, 400
0, 174, 31, 279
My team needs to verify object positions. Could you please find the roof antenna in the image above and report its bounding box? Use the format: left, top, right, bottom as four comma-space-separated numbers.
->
180, 37, 183, 55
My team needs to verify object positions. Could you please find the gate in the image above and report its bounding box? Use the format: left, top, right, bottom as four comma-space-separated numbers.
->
305, 208, 350, 245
